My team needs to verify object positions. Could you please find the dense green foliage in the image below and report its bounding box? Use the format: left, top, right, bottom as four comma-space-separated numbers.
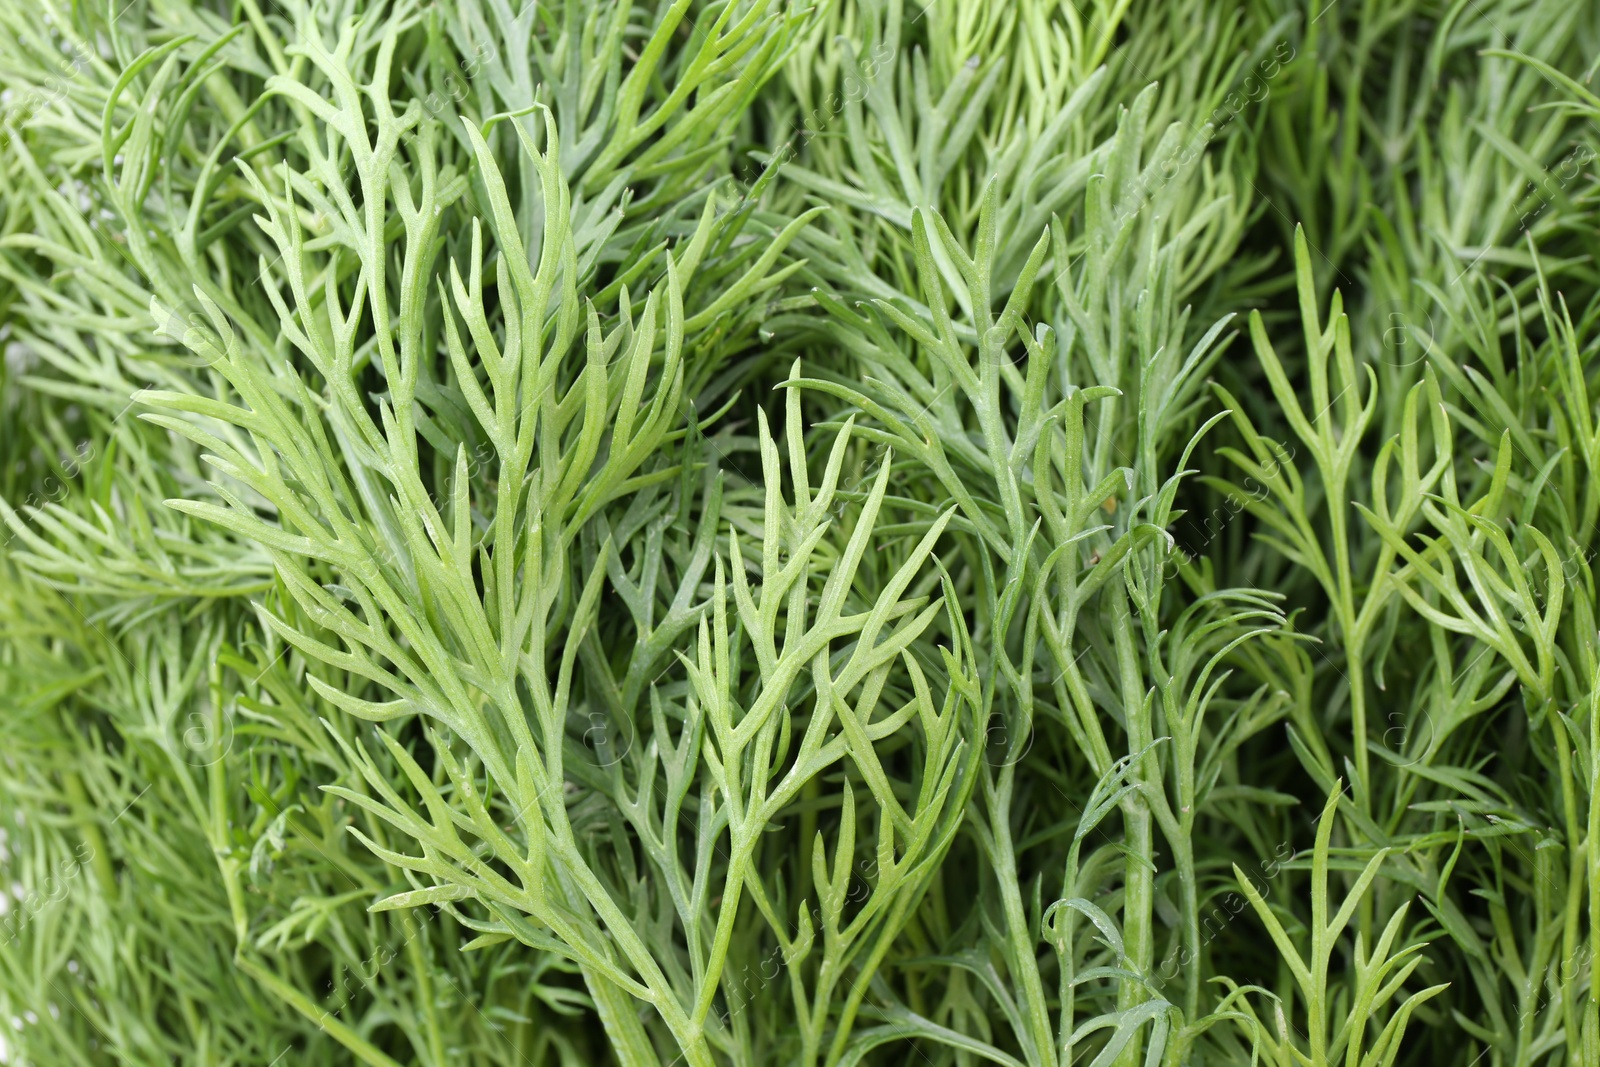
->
1, 0, 1598, 1063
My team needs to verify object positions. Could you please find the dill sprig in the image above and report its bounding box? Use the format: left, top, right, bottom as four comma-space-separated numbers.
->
1, 1, 1597, 1065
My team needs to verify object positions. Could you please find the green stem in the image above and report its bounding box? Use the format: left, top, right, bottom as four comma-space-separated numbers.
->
1171, 834, 1200, 1021
60, 771, 115, 904
1111, 589, 1153, 1067
989, 768, 1059, 1067
586, 968, 673, 1067
236, 953, 407, 1067
400, 913, 447, 1067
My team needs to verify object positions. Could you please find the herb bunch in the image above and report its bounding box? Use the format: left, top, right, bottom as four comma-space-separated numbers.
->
1, 1, 1598, 1065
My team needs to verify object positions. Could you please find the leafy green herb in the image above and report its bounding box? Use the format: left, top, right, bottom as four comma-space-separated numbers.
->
1, 1, 1597, 1065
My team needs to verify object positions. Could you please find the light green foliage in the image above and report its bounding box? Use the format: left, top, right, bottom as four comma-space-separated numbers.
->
1, 1, 1598, 1065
